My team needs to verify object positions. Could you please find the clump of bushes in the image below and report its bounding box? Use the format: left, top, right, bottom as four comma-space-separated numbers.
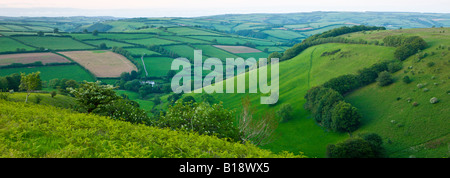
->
402, 75, 412, 84
326, 133, 384, 158
376, 71, 393, 86
277, 103, 293, 122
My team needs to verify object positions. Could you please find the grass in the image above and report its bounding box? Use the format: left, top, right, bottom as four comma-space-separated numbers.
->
262, 29, 306, 40
0, 37, 36, 52
70, 33, 155, 40
136, 57, 174, 77
343, 28, 450, 158
114, 90, 155, 113
0, 99, 300, 158
187, 36, 248, 45
84, 39, 134, 48
124, 38, 179, 46
185, 43, 395, 157
125, 48, 161, 56
12, 36, 96, 50
6, 92, 76, 109
159, 36, 211, 44
162, 45, 197, 59
193, 45, 240, 61
166, 27, 220, 36
0, 65, 95, 81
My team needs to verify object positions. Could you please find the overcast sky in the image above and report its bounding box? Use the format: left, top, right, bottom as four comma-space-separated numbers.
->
0, 0, 449, 17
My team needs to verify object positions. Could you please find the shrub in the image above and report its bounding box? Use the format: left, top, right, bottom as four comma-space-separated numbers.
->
304, 86, 344, 126
376, 71, 393, 86
50, 91, 57, 98
402, 76, 412, 84
326, 138, 375, 158
156, 101, 240, 141
277, 103, 294, 122
68, 81, 120, 113
330, 101, 361, 133
387, 60, 403, 73
427, 62, 435, 67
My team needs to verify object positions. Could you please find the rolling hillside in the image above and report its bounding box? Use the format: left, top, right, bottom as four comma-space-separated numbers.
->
189, 28, 449, 158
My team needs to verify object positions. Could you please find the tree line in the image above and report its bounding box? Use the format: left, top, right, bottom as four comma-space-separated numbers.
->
280, 25, 386, 61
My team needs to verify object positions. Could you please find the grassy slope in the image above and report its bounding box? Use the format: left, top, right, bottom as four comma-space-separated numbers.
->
187, 42, 395, 157
231, 28, 448, 158
0, 99, 304, 158
0, 65, 95, 82
344, 28, 450, 158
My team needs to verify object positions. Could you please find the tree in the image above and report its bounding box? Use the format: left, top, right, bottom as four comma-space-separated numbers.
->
19, 72, 41, 103
50, 91, 57, 98
304, 86, 344, 127
238, 96, 280, 146
100, 99, 150, 124
330, 101, 361, 133
53, 28, 59, 33
277, 103, 293, 122
182, 96, 196, 103
156, 101, 240, 141
402, 75, 412, 84
200, 93, 216, 104
68, 81, 120, 113
99, 42, 107, 49
92, 30, 99, 36
326, 138, 375, 158
268, 52, 282, 63
83, 29, 88, 33
37, 31, 44, 36
376, 71, 393, 86
167, 70, 176, 80
360, 133, 384, 157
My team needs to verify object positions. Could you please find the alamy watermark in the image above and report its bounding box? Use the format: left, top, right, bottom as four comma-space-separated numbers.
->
170, 50, 279, 104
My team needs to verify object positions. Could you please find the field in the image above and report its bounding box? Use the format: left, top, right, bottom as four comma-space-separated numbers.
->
0, 37, 36, 52
125, 48, 161, 56
136, 56, 174, 77
12, 36, 96, 50
166, 27, 220, 36
124, 38, 180, 46
0, 14, 449, 158
0, 52, 70, 66
193, 45, 240, 61
0, 64, 95, 81
84, 39, 134, 48
213, 45, 262, 54
59, 50, 138, 78
163, 45, 197, 59
159, 36, 211, 44
262, 29, 306, 40
69, 33, 155, 40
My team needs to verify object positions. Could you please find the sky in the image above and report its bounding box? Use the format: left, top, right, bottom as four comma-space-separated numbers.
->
0, 0, 449, 17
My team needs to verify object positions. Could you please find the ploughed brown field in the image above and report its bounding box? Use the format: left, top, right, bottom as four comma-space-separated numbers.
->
58, 50, 137, 78
0, 52, 71, 66
213, 45, 262, 54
